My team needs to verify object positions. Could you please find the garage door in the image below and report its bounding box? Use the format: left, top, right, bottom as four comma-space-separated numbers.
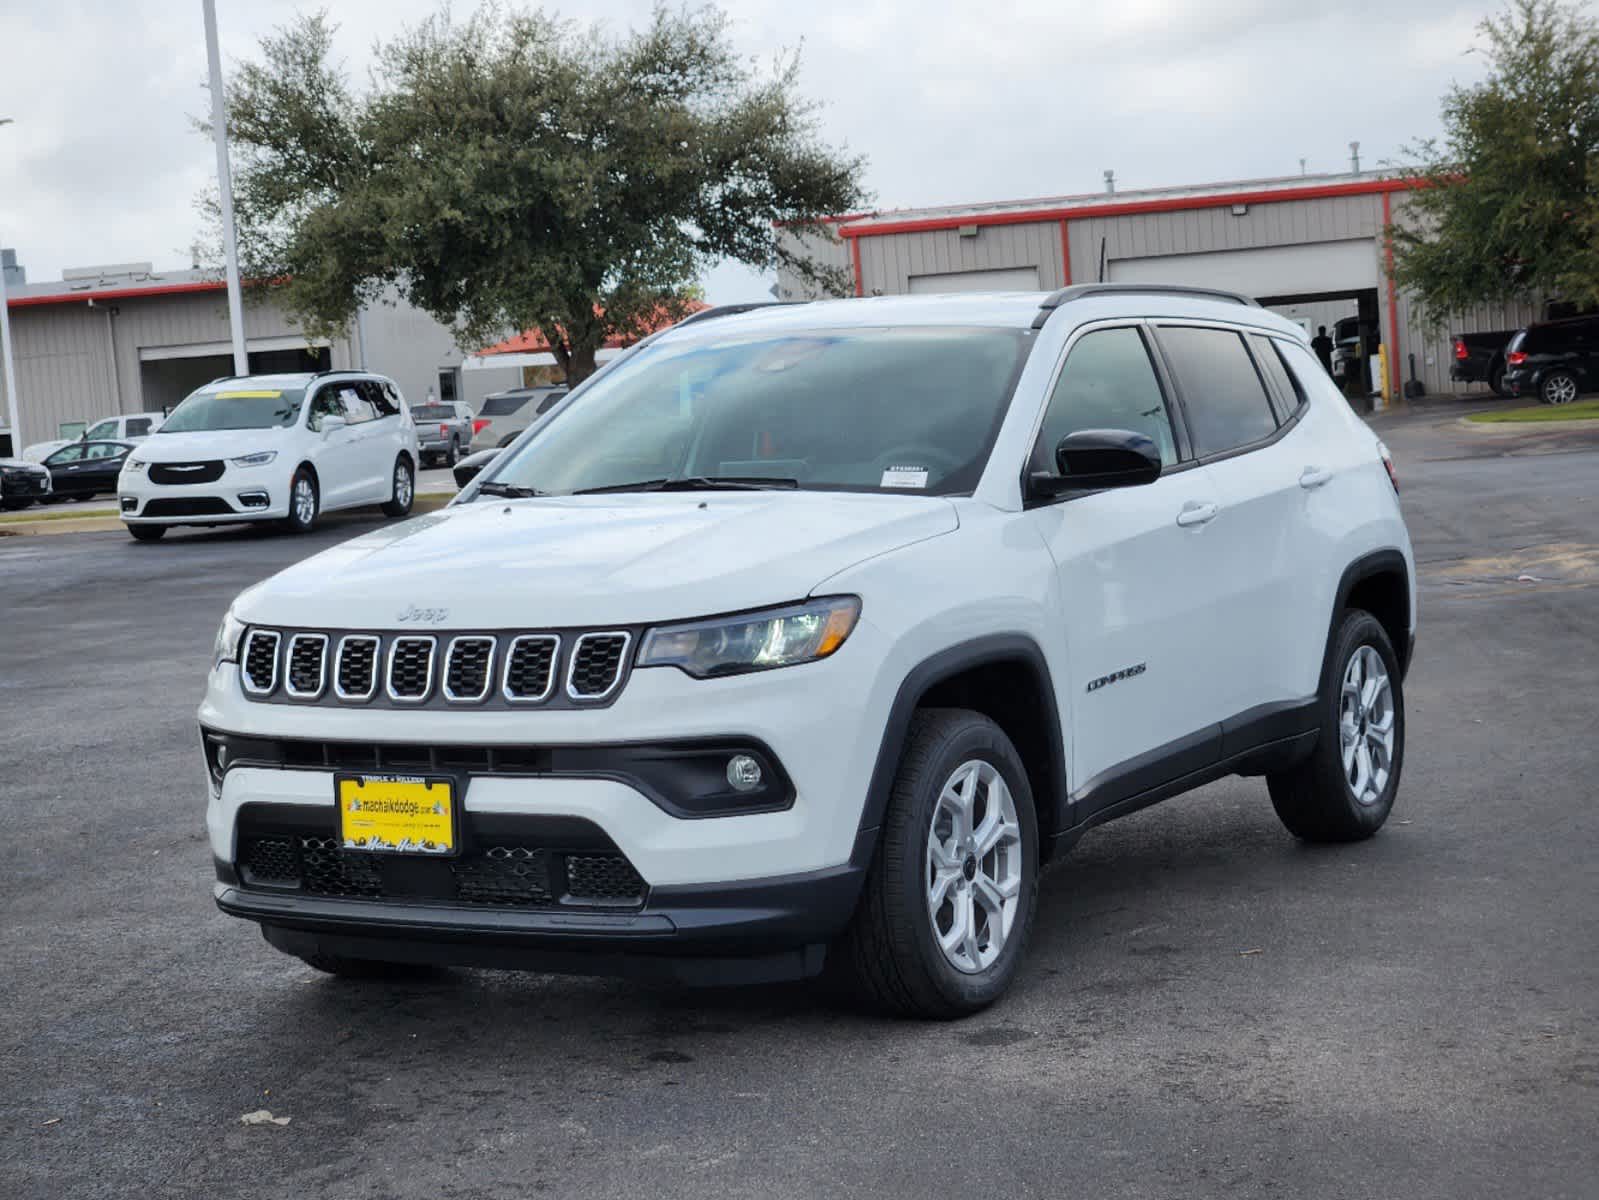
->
907, 266, 1041, 294
1108, 240, 1378, 298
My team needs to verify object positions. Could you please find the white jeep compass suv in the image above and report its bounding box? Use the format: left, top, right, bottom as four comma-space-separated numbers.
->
202, 287, 1415, 1018
120, 371, 420, 540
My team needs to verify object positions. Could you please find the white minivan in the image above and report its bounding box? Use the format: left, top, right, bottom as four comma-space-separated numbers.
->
119, 371, 420, 541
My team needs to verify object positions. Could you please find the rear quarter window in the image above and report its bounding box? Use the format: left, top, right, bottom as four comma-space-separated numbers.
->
480, 394, 531, 416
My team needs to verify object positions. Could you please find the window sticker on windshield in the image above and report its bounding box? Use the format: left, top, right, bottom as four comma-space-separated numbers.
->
216, 390, 283, 399
880, 465, 929, 489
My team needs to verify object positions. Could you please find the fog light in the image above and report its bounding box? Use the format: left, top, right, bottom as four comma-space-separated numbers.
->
726, 754, 763, 792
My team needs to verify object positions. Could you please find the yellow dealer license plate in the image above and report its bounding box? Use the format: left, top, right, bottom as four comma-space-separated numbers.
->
337, 774, 457, 855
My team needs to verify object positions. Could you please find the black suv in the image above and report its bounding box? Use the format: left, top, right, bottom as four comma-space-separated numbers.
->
1502, 315, 1599, 405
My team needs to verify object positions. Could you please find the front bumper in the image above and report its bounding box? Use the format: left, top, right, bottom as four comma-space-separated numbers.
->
119, 466, 287, 524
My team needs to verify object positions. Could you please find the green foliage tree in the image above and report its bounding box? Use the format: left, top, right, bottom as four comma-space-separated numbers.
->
218, 5, 868, 381
1391, 0, 1599, 323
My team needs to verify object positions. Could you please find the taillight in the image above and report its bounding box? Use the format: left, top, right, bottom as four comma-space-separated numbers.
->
472, 418, 490, 436
1377, 441, 1399, 493
1507, 350, 1527, 367
439, 424, 450, 437
1453, 339, 1468, 361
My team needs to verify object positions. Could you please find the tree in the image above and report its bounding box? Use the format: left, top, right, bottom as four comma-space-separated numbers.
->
1391, 0, 1599, 323
218, 6, 868, 381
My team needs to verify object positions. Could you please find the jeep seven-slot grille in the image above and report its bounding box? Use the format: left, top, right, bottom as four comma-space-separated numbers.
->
568, 633, 629, 699
238, 835, 646, 909
503, 635, 558, 701
242, 630, 280, 694
285, 634, 327, 698
336, 637, 379, 700
444, 637, 495, 702
387, 638, 435, 701
240, 626, 635, 707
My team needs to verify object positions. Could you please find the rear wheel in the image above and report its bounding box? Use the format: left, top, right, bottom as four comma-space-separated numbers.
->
445, 437, 460, 467
838, 708, 1039, 1019
1541, 370, 1579, 405
1488, 362, 1508, 397
1268, 609, 1404, 842
127, 524, 166, 542
283, 468, 319, 534
381, 456, 414, 518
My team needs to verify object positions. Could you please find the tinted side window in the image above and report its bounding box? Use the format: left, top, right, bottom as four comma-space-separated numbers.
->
1250, 334, 1304, 422
1034, 327, 1178, 470
1277, 339, 1350, 410
364, 380, 399, 418
337, 385, 374, 424
84, 442, 125, 460
48, 445, 86, 464
125, 418, 153, 437
1158, 326, 1277, 457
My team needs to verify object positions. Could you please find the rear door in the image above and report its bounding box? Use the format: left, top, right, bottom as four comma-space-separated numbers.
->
1025, 324, 1226, 807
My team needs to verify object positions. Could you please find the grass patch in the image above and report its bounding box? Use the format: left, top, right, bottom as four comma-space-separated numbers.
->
0, 505, 119, 525
1467, 399, 1599, 424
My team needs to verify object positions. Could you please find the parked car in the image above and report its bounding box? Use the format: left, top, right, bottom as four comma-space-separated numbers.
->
473, 384, 567, 448
202, 286, 1415, 1018
118, 371, 420, 541
1451, 330, 1515, 396
1330, 316, 1376, 389
42, 439, 133, 501
23, 410, 166, 463
411, 400, 475, 467
452, 446, 500, 490
1500, 314, 1599, 404
0, 457, 52, 509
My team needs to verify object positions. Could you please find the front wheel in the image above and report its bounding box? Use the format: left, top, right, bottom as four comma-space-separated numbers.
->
127, 524, 166, 542
1541, 370, 1579, 406
381, 456, 414, 518
283, 467, 319, 534
1268, 609, 1404, 842
838, 708, 1039, 1019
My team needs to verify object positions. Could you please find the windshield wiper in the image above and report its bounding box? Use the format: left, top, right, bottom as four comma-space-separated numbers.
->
476, 481, 547, 498
573, 476, 799, 495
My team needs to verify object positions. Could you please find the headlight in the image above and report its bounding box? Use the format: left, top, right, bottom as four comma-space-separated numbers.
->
637, 596, 861, 678
213, 605, 247, 667
122, 459, 146, 473
230, 451, 277, 468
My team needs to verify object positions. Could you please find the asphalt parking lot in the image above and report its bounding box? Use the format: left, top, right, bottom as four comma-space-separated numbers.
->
3, 408, 1596, 1199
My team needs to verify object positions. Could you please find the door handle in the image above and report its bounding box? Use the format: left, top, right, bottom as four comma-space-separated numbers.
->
1176, 500, 1219, 528
1299, 465, 1334, 489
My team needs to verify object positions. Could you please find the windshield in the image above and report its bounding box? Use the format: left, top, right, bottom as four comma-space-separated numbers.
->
487, 326, 1031, 496
159, 385, 307, 433
412, 404, 453, 421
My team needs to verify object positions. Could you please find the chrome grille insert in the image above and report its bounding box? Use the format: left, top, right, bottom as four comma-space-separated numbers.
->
386, 636, 437, 702
335, 635, 380, 702
502, 634, 560, 703
241, 629, 281, 695
567, 632, 631, 701
284, 633, 329, 699
443, 636, 497, 703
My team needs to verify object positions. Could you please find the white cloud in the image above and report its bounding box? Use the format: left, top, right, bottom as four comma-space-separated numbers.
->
0, 0, 1493, 302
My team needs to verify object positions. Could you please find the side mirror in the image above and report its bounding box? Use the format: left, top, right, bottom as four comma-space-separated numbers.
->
320, 415, 347, 435
1029, 429, 1162, 498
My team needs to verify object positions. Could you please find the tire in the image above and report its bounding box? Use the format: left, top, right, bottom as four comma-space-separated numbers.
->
445, 437, 460, 468
1488, 363, 1508, 398
127, 524, 166, 542
298, 953, 440, 981
1540, 370, 1579, 406
283, 467, 319, 534
381, 455, 415, 518
1268, 610, 1405, 843
837, 708, 1039, 1019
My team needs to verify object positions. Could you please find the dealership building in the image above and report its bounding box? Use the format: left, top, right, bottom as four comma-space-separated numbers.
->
0, 257, 537, 456
777, 169, 1542, 401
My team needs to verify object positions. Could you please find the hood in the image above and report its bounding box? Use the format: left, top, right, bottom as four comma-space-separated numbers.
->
238, 491, 958, 629
136, 427, 298, 461
1, 457, 48, 469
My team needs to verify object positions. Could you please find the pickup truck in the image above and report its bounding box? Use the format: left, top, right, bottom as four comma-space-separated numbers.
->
1451, 331, 1516, 396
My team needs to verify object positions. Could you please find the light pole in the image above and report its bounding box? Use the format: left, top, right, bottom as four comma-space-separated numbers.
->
202, 0, 249, 377
0, 116, 22, 456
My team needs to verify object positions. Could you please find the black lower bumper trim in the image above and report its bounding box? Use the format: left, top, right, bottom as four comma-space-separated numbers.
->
219, 857, 867, 985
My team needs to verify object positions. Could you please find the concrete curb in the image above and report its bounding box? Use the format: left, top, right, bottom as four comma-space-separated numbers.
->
0, 492, 454, 539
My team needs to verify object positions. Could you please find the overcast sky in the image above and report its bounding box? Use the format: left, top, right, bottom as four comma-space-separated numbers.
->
1, 0, 1495, 309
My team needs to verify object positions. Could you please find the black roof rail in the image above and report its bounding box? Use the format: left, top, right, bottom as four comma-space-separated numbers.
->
1031, 283, 1260, 329
673, 300, 812, 329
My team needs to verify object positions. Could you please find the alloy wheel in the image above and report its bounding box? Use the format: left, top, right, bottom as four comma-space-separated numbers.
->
925, 759, 1023, 974
1544, 374, 1578, 405
1339, 645, 1395, 806
395, 462, 413, 508
293, 476, 316, 525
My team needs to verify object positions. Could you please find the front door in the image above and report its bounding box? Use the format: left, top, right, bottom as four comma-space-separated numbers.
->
306, 385, 367, 508
1024, 324, 1227, 812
